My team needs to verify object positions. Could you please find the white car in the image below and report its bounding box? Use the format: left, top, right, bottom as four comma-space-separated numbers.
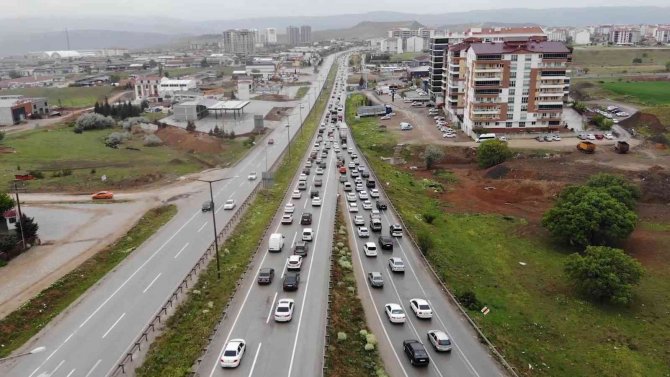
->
427, 330, 452, 352
311, 197, 322, 206
248, 172, 257, 180
223, 199, 236, 210
281, 214, 293, 225
355, 183, 365, 192
587, 133, 596, 140
363, 242, 378, 257
220, 339, 246, 368
302, 228, 313, 242
498, 136, 508, 142
357, 226, 370, 238
385, 303, 406, 324
410, 298, 433, 319
315, 167, 324, 175
274, 299, 295, 322
370, 189, 380, 198
299, 173, 307, 182
604, 132, 615, 140
443, 132, 456, 138
358, 191, 369, 200
552, 134, 561, 141
361, 200, 372, 210
346, 192, 357, 202
291, 190, 302, 199
284, 203, 295, 213
348, 202, 359, 213
354, 215, 365, 225
389, 257, 405, 272
348, 162, 356, 168
287, 255, 303, 270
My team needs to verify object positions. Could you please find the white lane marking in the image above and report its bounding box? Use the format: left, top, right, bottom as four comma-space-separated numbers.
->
28, 331, 75, 377
238, 181, 245, 188
174, 243, 189, 259
84, 359, 101, 377
49, 359, 65, 376
65, 369, 76, 377
102, 312, 126, 339
197, 221, 208, 233
266, 292, 278, 324
290, 232, 297, 248
207, 250, 270, 377
143, 273, 162, 293
228, 191, 237, 199
280, 258, 289, 279
78, 210, 200, 329
248, 343, 263, 377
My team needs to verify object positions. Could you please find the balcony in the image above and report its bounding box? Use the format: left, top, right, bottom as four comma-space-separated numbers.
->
474, 66, 502, 73
472, 108, 500, 115
469, 114, 499, 121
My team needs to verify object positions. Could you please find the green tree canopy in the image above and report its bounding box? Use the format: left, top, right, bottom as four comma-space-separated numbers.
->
0, 192, 15, 213
565, 246, 644, 305
424, 145, 444, 170
543, 186, 637, 247
586, 173, 640, 209
476, 139, 512, 168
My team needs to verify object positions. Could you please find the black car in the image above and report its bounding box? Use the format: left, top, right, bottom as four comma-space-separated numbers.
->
314, 178, 323, 187
257, 268, 275, 285
378, 236, 394, 250
302, 168, 310, 175
403, 340, 430, 367
361, 171, 370, 179
310, 190, 320, 198
283, 273, 300, 291
201, 200, 213, 212
366, 179, 376, 188
301, 212, 312, 225
376, 200, 388, 210
319, 161, 327, 169
294, 241, 309, 256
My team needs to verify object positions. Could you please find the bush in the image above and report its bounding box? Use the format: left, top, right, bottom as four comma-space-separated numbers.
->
457, 290, 481, 311
0, 193, 14, 213
364, 343, 375, 351
0, 131, 4, 143
586, 173, 640, 210
186, 120, 196, 132
565, 246, 644, 305
15, 214, 39, 240
424, 145, 444, 170
477, 140, 512, 168
0, 234, 18, 253
74, 113, 115, 132
591, 114, 613, 130
337, 332, 347, 341
423, 212, 436, 224
143, 134, 163, 147
105, 132, 129, 148
28, 170, 44, 179
416, 231, 434, 256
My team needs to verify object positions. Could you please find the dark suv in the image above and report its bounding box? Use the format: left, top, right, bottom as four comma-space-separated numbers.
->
283, 273, 300, 291
310, 189, 320, 198
376, 200, 388, 210
378, 236, 393, 250
294, 241, 308, 256
403, 340, 430, 367
257, 268, 274, 285
300, 212, 312, 225
366, 179, 376, 188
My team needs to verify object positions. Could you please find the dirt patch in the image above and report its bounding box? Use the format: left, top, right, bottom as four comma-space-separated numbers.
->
255, 94, 290, 102
633, 112, 666, 135
638, 167, 670, 203
155, 126, 223, 154
264, 107, 293, 121
0, 146, 15, 154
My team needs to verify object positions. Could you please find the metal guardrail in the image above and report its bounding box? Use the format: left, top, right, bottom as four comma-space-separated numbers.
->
347, 116, 520, 377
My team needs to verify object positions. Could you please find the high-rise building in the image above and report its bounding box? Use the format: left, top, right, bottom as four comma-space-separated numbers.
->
656, 27, 670, 44
222, 29, 256, 55
609, 27, 641, 45
460, 39, 571, 138
388, 27, 435, 51
300, 25, 312, 44
266, 28, 278, 44
428, 36, 451, 105
286, 26, 301, 46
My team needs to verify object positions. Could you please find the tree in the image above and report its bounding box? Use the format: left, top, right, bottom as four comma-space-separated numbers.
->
424, 145, 444, 170
632, 57, 643, 64
665, 61, 670, 72
0, 192, 14, 213
94, 101, 101, 115
8, 70, 22, 79
565, 246, 644, 305
358, 76, 365, 87
16, 214, 39, 240
586, 173, 640, 210
591, 114, 613, 130
186, 121, 196, 132
476, 139, 512, 168
109, 74, 121, 83
542, 186, 637, 247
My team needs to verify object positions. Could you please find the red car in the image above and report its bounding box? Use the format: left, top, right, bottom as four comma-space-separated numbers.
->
339, 166, 347, 174
92, 191, 114, 200
595, 134, 604, 140
268, 138, 275, 145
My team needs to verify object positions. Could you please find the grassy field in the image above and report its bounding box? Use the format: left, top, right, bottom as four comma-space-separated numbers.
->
600, 81, 670, 106
294, 86, 310, 99
0, 205, 177, 358
573, 47, 670, 67
389, 52, 424, 62
165, 67, 205, 77
0, 125, 248, 192
136, 62, 339, 377
346, 93, 670, 377
1, 86, 117, 108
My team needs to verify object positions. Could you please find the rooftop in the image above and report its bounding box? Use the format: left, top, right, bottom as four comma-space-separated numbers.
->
470, 40, 570, 55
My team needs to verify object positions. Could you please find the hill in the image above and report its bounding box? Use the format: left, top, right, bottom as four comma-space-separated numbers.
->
312, 21, 424, 41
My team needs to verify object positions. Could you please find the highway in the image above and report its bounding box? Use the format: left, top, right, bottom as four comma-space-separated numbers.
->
197, 59, 350, 377
0, 52, 344, 377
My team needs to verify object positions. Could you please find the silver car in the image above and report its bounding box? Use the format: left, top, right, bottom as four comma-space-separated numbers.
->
427, 330, 452, 352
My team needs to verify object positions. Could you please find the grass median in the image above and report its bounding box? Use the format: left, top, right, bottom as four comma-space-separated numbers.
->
136, 62, 339, 377
0, 204, 177, 358
325, 204, 388, 377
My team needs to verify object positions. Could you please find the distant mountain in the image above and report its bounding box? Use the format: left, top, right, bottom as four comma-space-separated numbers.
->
313, 21, 425, 41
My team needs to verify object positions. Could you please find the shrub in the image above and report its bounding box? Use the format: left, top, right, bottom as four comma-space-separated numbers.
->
364, 343, 375, 351
424, 145, 444, 170
186, 121, 196, 132
365, 333, 377, 345
0, 234, 18, 253
477, 140, 512, 168
423, 212, 436, 224
337, 332, 347, 341
143, 134, 163, 147
416, 231, 434, 256
28, 170, 44, 179
105, 132, 129, 148
74, 113, 115, 132
0, 131, 4, 143
15, 214, 39, 240
457, 290, 481, 311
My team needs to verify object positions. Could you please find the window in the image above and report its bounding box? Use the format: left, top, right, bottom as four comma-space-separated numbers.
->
519, 122, 526, 127
509, 89, 516, 96
507, 113, 513, 120
521, 97, 529, 104
511, 55, 518, 61
521, 105, 528, 111
531, 121, 536, 125
507, 97, 514, 103
510, 72, 516, 79
506, 122, 513, 128
522, 89, 529, 95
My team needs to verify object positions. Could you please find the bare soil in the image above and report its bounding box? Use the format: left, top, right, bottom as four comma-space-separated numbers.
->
254, 94, 290, 102
156, 126, 224, 154
264, 106, 293, 121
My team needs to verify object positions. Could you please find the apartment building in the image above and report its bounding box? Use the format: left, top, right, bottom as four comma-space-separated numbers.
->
300, 25, 312, 44
286, 26, 301, 46
609, 27, 641, 45
655, 27, 670, 44
460, 39, 571, 138
157, 77, 197, 98
222, 29, 257, 55
388, 27, 435, 51
266, 28, 278, 45
428, 36, 451, 104
134, 76, 160, 100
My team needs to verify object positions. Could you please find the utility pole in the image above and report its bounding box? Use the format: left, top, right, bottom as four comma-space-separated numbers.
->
197, 176, 237, 279
13, 181, 25, 250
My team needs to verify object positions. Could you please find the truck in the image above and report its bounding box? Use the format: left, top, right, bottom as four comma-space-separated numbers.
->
614, 141, 630, 154
338, 122, 348, 143
356, 104, 392, 117
577, 141, 596, 154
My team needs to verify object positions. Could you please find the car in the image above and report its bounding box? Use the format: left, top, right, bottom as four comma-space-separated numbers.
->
366, 179, 376, 188
92, 191, 114, 200
552, 134, 561, 141
300, 212, 312, 225
343, 182, 353, 192
291, 190, 302, 199
350, 170, 360, 178
346, 192, 357, 202
287, 255, 303, 270
223, 199, 236, 210
274, 298, 295, 322
338, 175, 347, 183
299, 173, 308, 182
201, 200, 213, 212
363, 242, 378, 257
355, 183, 365, 192
353, 215, 365, 226
604, 132, 615, 140
376, 200, 388, 210
311, 197, 322, 206
385, 303, 406, 324
370, 218, 383, 232
281, 214, 293, 225
305, 160, 312, 168
357, 226, 370, 238
390, 224, 403, 237
348, 202, 359, 212
302, 228, 313, 242
297, 181, 307, 191
595, 133, 604, 140
410, 298, 433, 319
220, 339, 246, 368
370, 189, 380, 198
248, 172, 257, 180
578, 133, 588, 140
362, 200, 373, 210
358, 190, 369, 200
310, 189, 320, 198
302, 168, 310, 176
293, 240, 308, 256
535, 135, 544, 142
403, 340, 430, 367
361, 170, 370, 179
543, 134, 553, 142
389, 257, 405, 272
339, 166, 347, 174
354, 176, 364, 185
348, 162, 356, 168
427, 330, 452, 352
268, 138, 275, 145
443, 132, 456, 138
368, 272, 384, 288
315, 167, 324, 175
284, 203, 296, 214
379, 236, 393, 250
257, 268, 275, 284
587, 133, 596, 140
498, 135, 508, 141
283, 273, 300, 291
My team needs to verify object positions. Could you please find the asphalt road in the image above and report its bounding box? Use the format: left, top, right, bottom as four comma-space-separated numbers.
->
196, 59, 351, 377
0, 53, 344, 377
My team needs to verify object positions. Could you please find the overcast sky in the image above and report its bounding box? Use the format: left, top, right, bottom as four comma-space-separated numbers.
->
4, 0, 668, 19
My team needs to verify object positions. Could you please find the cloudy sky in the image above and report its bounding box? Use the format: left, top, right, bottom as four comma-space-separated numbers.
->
4, 0, 668, 19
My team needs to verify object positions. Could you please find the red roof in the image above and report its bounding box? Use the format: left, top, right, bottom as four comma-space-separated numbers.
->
470, 41, 569, 55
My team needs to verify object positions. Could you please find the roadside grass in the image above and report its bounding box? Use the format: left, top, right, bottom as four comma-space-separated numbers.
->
600, 81, 670, 106
165, 67, 205, 77
294, 86, 310, 99
389, 52, 424, 62
0, 125, 248, 192
325, 205, 388, 377
346, 93, 670, 377
0, 205, 177, 358
1, 86, 117, 108
141, 111, 168, 122
573, 47, 670, 67
135, 62, 339, 377
579, 65, 666, 75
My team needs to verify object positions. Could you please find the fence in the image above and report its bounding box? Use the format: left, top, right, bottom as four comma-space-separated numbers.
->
320, 199, 339, 376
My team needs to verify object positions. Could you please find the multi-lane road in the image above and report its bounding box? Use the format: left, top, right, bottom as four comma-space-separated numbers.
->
0, 52, 344, 377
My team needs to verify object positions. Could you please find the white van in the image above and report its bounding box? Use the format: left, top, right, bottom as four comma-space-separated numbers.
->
400, 122, 413, 131
476, 133, 497, 143
268, 233, 284, 252
302, 228, 313, 242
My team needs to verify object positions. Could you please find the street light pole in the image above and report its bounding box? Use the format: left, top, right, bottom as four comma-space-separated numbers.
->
197, 176, 236, 280
12, 180, 26, 250
285, 120, 291, 159
0, 346, 46, 363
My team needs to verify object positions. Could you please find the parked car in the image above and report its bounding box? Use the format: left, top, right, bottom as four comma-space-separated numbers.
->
595, 133, 604, 140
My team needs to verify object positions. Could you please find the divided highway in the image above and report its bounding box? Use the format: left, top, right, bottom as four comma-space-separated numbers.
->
0, 53, 344, 377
